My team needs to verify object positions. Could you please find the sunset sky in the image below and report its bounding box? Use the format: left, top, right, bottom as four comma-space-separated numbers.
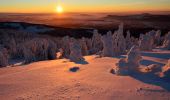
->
0, 0, 170, 13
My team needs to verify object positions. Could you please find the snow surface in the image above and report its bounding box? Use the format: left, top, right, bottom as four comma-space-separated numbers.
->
0, 49, 170, 100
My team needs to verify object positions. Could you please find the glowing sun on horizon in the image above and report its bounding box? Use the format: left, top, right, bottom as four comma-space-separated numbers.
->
56, 5, 63, 13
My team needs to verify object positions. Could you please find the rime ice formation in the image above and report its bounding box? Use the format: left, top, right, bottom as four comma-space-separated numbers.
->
115, 45, 142, 75
69, 38, 84, 62
0, 46, 8, 67
163, 32, 170, 50
101, 31, 114, 57
91, 30, 103, 54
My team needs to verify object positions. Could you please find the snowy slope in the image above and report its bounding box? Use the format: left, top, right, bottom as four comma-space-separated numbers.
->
0, 49, 170, 100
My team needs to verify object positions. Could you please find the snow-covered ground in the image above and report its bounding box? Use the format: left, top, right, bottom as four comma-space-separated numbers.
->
0, 49, 170, 100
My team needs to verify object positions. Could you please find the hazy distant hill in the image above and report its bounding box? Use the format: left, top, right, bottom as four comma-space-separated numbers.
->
104, 13, 170, 22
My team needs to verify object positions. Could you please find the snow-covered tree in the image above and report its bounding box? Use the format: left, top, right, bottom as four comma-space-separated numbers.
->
23, 38, 56, 64
112, 23, 126, 55
125, 31, 133, 50
115, 45, 142, 75
117, 23, 126, 54
163, 32, 170, 50
0, 46, 8, 67
101, 31, 114, 57
80, 37, 88, 56
69, 38, 84, 62
61, 36, 70, 58
139, 33, 154, 51
155, 30, 161, 46
127, 45, 142, 71
91, 30, 103, 54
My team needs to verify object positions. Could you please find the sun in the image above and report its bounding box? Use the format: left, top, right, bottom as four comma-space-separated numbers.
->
56, 5, 63, 13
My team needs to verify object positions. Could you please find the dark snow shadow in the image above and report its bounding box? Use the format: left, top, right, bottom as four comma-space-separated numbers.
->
69, 67, 80, 72
140, 59, 165, 66
130, 73, 170, 92
71, 60, 89, 65
70, 59, 89, 65
113, 55, 126, 59
141, 52, 170, 59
